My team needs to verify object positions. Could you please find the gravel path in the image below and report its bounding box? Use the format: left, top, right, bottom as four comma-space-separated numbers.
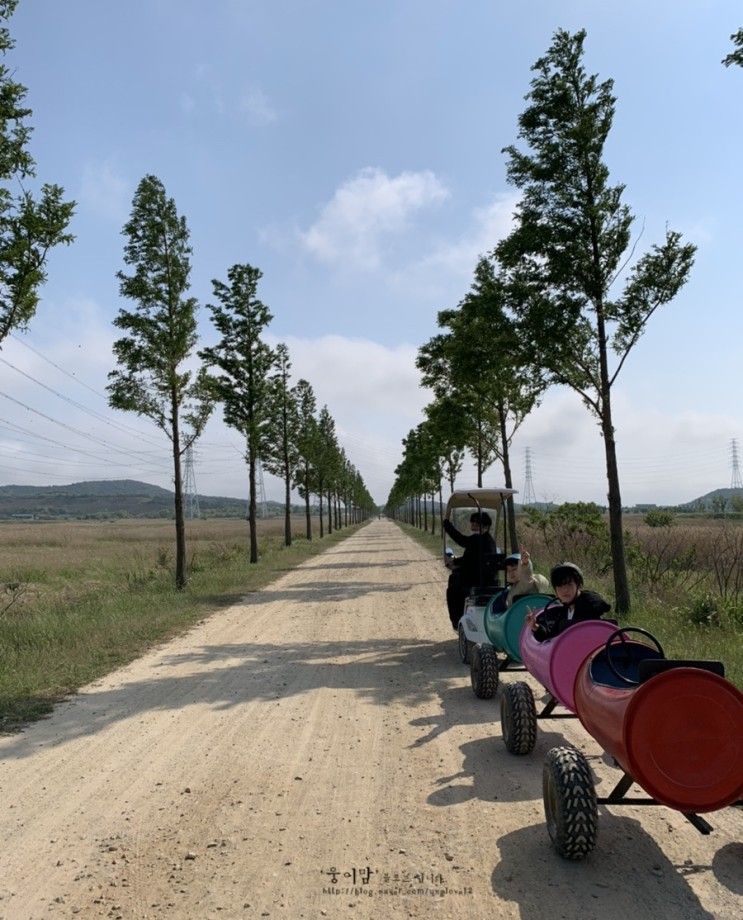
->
0, 520, 740, 919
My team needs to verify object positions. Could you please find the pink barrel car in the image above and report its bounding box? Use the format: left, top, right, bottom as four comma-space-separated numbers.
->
499, 606, 618, 755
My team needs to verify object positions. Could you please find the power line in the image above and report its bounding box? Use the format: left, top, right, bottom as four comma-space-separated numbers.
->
0, 418, 169, 473
0, 390, 173, 469
0, 355, 168, 451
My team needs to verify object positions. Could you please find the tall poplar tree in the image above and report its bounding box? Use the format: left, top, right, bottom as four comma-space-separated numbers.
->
497, 29, 695, 611
292, 378, 318, 540
108, 175, 212, 589
417, 329, 499, 487
264, 342, 299, 546
200, 263, 275, 564
0, 0, 74, 348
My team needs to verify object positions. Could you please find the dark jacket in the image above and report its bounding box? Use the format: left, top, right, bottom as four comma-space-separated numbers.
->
443, 519, 497, 589
533, 590, 611, 642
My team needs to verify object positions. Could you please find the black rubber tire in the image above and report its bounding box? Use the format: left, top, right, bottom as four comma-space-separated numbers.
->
470, 644, 499, 699
458, 622, 470, 664
500, 681, 537, 754
542, 746, 598, 860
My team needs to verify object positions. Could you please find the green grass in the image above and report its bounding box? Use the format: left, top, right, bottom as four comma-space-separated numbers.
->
396, 520, 743, 688
0, 522, 364, 732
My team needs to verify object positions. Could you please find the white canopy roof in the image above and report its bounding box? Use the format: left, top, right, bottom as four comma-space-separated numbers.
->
444, 487, 518, 516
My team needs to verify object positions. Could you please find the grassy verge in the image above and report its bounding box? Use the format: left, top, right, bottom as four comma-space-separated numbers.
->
0, 523, 363, 732
395, 521, 743, 688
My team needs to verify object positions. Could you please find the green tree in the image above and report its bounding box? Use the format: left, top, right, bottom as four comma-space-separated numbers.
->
0, 0, 74, 347
315, 406, 339, 537
497, 29, 696, 611
417, 329, 500, 487
200, 263, 275, 564
292, 378, 318, 540
448, 259, 545, 547
108, 175, 212, 589
723, 28, 743, 67
264, 343, 299, 546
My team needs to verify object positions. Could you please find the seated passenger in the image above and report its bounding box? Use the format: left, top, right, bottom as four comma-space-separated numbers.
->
526, 562, 610, 641
490, 547, 552, 614
443, 510, 497, 630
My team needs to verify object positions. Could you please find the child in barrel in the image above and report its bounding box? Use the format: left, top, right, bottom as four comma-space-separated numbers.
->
526, 562, 610, 641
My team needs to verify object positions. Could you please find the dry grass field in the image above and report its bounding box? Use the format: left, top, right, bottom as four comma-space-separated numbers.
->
0, 514, 358, 730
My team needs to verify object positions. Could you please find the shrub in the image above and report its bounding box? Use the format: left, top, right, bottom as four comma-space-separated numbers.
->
644, 509, 675, 528
686, 594, 720, 627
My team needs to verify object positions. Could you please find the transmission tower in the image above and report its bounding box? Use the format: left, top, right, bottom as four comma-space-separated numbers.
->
258, 462, 268, 518
183, 445, 200, 519
732, 439, 743, 490
523, 447, 537, 506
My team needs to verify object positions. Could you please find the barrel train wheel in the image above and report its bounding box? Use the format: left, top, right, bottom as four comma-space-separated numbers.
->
501, 681, 537, 754
471, 644, 499, 699
543, 746, 598, 860
458, 621, 470, 664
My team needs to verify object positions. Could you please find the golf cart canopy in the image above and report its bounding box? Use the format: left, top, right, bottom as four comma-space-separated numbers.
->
444, 487, 518, 518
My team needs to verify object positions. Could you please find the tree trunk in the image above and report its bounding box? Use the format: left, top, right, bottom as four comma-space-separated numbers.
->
438, 480, 444, 535
318, 487, 324, 538
304, 477, 312, 540
603, 415, 631, 613
430, 491, 435, 536
248, 450, 258, 564
477, 422, 484, 487
327, 490, 333, 534
424, 493, 428, 532
498, 405, 518, 552
284, 469, 292, 546
171, 398, 186, 590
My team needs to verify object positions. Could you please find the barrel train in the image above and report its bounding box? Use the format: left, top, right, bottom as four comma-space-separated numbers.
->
443, 488, 743, 860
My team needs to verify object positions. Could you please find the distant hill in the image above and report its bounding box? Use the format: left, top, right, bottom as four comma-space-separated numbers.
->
0, 479, 294, 520
678, 487, 743, 512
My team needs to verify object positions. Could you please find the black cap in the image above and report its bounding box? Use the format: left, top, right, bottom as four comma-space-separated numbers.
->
550, 562, 584, 587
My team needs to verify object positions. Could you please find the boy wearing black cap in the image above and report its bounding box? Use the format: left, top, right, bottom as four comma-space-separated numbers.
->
526, 562, 610, 641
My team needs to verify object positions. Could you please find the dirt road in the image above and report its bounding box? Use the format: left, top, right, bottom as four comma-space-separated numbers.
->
0, 521, 740, 919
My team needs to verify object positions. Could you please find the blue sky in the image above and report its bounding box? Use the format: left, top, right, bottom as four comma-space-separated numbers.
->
1, 0, 741, 505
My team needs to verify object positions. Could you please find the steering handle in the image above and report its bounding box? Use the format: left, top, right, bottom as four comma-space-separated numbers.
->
604, 626, 665, 686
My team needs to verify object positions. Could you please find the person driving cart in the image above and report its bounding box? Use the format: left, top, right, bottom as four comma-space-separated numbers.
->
490, 546, 552, 614
526, 562, 610, 641
443, 510, 497, 630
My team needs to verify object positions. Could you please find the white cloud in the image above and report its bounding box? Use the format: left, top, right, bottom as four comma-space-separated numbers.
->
240, 86, 278, 125
80, 161, 131, 223
394, 191, 519, 295
301, 167, 450, 270
180, 69, 277, 125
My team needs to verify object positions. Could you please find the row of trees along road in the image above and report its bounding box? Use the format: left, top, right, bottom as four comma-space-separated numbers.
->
386, 28, 716, 614
0, 2, 373, 592
108, 175, 375, 588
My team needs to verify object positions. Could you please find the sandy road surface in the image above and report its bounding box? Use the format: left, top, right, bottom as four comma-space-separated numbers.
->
0, 521, 740, 920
